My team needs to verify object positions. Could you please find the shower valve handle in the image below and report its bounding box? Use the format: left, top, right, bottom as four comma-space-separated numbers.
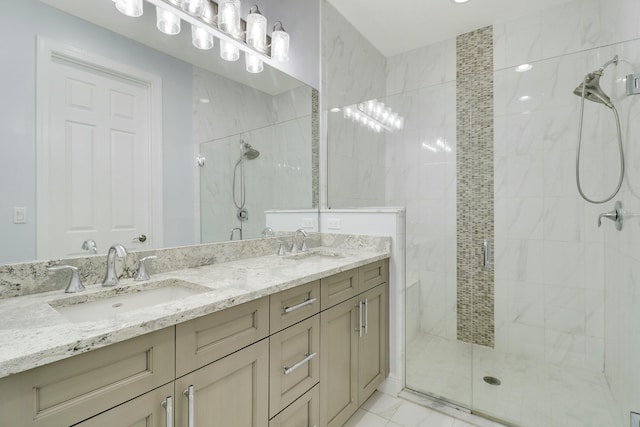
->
597, 201, 623, 231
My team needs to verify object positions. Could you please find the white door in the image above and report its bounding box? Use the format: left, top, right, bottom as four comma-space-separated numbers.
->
38, 45, 160, 259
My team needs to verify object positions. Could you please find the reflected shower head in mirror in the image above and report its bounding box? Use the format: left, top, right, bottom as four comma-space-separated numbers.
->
572, 55, 618, 109
241, 141, 260, 160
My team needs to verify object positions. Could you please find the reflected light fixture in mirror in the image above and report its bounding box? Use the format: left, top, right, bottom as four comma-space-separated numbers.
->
156, 6, 181, 34
114, 0, 143, 17
343, 99, 404, 133
245, 5, 266, 73
192, 25, 214, 49
181, 0, 206, 16
221, 40, 240, 61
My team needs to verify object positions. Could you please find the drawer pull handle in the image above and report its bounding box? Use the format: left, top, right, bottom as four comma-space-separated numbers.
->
183, 385, 194, 427
283, 297, 317, 313
161, 396, 173, 427
283, 352, 317, 375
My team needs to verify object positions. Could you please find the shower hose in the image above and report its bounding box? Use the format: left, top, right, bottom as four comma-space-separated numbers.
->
575, 76, 625, 204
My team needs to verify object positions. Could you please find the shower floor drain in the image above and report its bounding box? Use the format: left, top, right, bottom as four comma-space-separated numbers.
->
483, 376, 501, 386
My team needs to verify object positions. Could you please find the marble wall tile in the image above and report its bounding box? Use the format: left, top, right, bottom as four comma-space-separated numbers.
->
321, 1, 386, 109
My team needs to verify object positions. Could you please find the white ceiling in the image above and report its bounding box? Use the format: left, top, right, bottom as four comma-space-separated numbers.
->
327, 0, 573, 57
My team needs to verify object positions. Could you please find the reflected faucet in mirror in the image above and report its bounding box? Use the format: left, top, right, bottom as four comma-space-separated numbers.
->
102, 244, 128, 287
81, 240, 98, 255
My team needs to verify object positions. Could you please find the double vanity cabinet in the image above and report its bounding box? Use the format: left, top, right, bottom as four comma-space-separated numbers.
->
0, 259, 388, 427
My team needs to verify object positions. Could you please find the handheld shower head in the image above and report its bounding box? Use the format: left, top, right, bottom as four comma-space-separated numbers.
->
573, 71, 613, 108
572, 55, 618, 109
240, 140, 260, 160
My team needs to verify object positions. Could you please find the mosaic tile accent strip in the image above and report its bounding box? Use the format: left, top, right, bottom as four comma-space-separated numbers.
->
456, 26, 495, 348
312, 88, 320, 208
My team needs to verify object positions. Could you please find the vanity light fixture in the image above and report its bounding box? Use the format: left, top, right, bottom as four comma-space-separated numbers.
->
245, 5, 266, 72
113, 0, 291, 72
343, 99, 404, 133
271, 22, 290, 62
156, 5, 181, 35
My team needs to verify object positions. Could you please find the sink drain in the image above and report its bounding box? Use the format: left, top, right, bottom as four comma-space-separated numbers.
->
112, 303, 123, 308
483, 376, 501, 386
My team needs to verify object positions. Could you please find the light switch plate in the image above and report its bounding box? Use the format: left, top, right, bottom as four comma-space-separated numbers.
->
302, 218, 314, 228
327, 218, 341, 229
13, 207, 26, 224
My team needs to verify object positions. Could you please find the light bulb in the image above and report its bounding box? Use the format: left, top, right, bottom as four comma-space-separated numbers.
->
181, 0, 205, 16
271, 22, 289, 62
192, 26, 214, 50
218, 0, 241, 34
156, 7, 181, 35
220, 40, 240, 61
115, 0, 143, 17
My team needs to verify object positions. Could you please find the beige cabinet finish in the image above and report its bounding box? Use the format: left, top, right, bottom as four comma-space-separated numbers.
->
269, 314, 320, 417
176, 296, 269, 377
319, 296, 359, 427
270, 280, 320, 333
320, 268, 359, 310
175, 339, 269, 427
269, 384, 320, 427
74, 383, 173, 427
320, 260, 389, 427
0, 327, 174, 427
357, 283, 388, 404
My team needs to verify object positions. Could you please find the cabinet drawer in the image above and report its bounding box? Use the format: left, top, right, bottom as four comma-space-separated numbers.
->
320, 268, 359, 309
176, 296, 269, 377
269, 315, 320, 417
269, 384, 319, 427
75, 382, 173, 427
270, 280, 320, 333
0, 327, 174, 427
359, 259, 388, 293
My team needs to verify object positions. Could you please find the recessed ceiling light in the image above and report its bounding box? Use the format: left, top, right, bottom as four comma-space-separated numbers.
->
330, 107, 342, 113
515, 63, 533, 72
452, 0, 471, 4
198, 98, 210, 103
518, 95, 532, 102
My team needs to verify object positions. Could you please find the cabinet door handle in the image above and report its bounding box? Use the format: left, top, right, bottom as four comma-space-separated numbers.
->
355, 301, 363, 337
283, 297, 317, 313
161, 396, 173, 427
283, 352, 317, 375
183, 385, 194, 427
483, 238, 491, 270
363, 298, 368, 335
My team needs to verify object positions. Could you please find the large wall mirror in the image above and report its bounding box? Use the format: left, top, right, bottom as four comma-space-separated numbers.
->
1, 0, 319, 264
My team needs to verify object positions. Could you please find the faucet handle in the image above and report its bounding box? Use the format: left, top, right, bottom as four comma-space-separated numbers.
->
290, 238, 299, 254
277, 240, 287, 256
135, 256, 157, 281
47, 265, 85, 293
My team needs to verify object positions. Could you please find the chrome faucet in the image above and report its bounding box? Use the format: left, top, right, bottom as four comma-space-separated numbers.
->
47, 265, 85, 293
291, 229, 309, 253
230, 227, 242, 240
261, 227, 275, 237
102, 244, 128, 287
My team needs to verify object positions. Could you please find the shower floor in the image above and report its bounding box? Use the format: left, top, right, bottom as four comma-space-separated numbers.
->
406, 332, 620, 427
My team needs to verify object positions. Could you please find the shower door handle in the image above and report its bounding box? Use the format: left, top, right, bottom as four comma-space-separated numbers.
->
483, 239, 491, 270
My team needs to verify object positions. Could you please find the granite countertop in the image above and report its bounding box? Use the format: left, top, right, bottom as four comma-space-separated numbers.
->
0, 246, 389, 379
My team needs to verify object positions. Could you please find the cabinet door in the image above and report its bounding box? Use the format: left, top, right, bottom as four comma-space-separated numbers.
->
175, 339, 269, 427
319, 296, 359, 427
74, 383, 173, 427
269, 384, 319, 427
358, 283, 388, 405
269, 314, 320, 417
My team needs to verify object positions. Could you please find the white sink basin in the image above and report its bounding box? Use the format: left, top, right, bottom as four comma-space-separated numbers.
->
49, 279, 207, 322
